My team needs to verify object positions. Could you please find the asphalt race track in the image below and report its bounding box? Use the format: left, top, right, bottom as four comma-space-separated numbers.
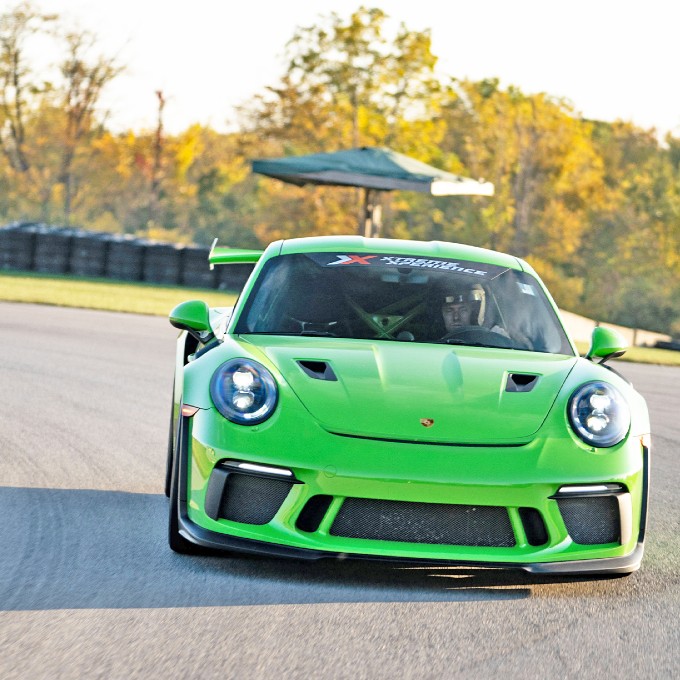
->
1, 302, 678, 679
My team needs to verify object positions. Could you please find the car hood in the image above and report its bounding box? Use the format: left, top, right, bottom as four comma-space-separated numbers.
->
242, 336, 578, 444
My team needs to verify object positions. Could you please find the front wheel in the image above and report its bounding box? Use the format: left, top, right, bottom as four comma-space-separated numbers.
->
168, 416, 199, 554
164, 388, 176, 498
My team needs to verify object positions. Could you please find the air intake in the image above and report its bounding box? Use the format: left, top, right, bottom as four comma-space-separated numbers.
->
330, 498, 515, 547
297, 360, 337, 381
211, 473, 293, 525
558, 496, 620, 545
296, 495, 334, 533
519, 507, 549, 546
506, 373, 539, 393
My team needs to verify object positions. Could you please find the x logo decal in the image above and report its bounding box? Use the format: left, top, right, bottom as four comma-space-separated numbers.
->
328, 254, 378, 265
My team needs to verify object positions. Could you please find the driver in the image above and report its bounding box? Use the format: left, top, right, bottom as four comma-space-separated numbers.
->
441, 283, 485, 334
439, 283, 509, 339
441, 292, 474, 334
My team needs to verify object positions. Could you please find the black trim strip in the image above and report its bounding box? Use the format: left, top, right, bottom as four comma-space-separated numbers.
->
549, 484, 627, 499
178, 415, 190, 504
328, 431, 531, 448
204, 466, 230, 521
216, 460, 303, 484
523, 543, 643, 574
638, 443, 650, 542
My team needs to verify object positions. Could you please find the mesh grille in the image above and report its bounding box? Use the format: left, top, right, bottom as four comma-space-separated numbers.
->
219, 474, 293, 525
330, 498, 515, 547
558, 496, 620, 545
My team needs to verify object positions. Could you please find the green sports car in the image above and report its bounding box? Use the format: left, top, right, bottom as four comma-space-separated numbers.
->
166, 236, 650, 575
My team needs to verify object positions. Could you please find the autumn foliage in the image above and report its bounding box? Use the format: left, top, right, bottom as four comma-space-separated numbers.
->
1, 4, 679, 333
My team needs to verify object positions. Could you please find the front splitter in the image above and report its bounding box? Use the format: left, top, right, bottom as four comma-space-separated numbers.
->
178, 513, 643, 575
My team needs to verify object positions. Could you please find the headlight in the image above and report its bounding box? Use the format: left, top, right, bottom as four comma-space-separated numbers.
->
210, 359, 278, 425
568, 381, 630, 447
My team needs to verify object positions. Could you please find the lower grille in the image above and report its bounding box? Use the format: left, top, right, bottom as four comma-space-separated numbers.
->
219, 473, 293, 525
558, 496, 620, 545
330, 497, 515, 547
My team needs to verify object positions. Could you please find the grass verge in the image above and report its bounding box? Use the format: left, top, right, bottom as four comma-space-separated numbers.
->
2, 270, 679, 366
0, 270, 237, 316
617, 345, 680, 366
571, 341, 680, 366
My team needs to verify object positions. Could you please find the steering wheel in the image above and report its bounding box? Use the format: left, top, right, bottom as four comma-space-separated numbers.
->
441, 326, 515, 348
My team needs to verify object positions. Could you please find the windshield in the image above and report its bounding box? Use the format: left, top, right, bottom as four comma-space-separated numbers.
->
235, 252, 574, 355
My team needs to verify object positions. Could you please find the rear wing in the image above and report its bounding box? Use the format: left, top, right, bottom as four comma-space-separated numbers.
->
208, 238, 263, 270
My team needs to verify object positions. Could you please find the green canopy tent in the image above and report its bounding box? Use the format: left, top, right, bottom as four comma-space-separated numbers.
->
251, 146, 494, 237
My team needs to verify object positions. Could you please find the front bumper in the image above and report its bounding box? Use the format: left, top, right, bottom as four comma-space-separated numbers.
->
177, 512, 645, 575
176, 409, 649, 574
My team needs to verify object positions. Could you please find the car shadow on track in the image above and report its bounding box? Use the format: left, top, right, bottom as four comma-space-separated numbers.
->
0, 487, 639, 611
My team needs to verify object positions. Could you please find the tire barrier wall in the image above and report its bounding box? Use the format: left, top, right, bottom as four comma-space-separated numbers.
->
0, 222, 254, 291
1, 222, 675, 348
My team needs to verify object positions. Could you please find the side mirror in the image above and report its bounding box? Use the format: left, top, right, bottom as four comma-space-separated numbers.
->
586, 326, 628, 364
169, 300, 213, 342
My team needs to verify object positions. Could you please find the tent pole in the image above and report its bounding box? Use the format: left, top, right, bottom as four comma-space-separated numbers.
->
372, 194, 382, 238
356, 188, 364, 235
363, 188, 373, 238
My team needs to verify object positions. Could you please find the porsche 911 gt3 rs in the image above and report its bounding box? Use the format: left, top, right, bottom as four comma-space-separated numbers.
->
165, 236, 650, 575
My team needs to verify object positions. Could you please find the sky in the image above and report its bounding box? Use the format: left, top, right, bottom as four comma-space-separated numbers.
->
31, 0, 680, 137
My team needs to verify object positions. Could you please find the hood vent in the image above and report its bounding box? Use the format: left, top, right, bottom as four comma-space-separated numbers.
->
506, 373, 539, 393
297, 360, 337, 382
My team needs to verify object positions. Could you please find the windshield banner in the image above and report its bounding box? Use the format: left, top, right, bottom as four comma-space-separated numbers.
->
305, 252, 509, 278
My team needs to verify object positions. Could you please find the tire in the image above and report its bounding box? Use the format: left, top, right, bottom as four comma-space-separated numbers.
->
168, 416, 199, 554
164, 386, 176, 498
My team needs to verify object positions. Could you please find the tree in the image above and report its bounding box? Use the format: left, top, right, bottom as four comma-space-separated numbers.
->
435, 80, 609, 305
0, 3, 122, 226
286, 7, 387, 148
241, 6, 449, 240
0, 1, 56, 173
578, 122, 680, 333
148, 89, 165, 231
57, 29, 121, 223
